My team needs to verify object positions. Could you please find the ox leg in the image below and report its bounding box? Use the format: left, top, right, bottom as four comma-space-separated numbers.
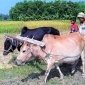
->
81, 51, 85, 77
71, 59, 79, 74
55, 64, 64, 79
44, 62, 53, 83
82, 61, 85, 77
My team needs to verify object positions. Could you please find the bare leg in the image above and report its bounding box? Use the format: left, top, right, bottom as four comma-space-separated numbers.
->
55, 64, 64, 79
81, 51, 85, 77
82, 61, 85, 77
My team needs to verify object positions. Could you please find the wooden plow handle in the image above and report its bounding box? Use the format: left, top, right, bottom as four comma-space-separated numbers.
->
4, 33, 45, 47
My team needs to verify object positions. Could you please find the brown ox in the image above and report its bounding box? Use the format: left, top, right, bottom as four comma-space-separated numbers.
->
15, 32, 85, 83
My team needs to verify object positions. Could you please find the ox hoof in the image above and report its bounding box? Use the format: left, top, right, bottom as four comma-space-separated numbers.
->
60, 76, 64, 80
71, 70, 75, 74
59, 74, 64, 80
41, 76, 46, 84
82, 73, 85, 78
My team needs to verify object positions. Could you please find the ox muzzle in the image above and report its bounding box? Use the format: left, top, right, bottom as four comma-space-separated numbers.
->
3, 51, 9, 56
15, 59, 23, 66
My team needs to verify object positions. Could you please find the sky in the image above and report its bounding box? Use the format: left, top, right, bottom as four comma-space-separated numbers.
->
0, 0, 85, 15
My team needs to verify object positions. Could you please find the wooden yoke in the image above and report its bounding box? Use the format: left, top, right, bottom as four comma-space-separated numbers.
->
4, 33, 45, 47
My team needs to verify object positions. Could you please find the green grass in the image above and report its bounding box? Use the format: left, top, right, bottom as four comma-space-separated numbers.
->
0, 21, 23, 34
0, 61, 46, 82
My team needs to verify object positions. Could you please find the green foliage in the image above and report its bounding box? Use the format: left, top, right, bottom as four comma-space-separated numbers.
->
76, 1, 85, 13
9, 0, 85, 21
0, 14, 10, 21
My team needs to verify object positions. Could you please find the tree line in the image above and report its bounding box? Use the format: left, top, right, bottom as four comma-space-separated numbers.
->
0, 14, 10, 20
8, 0, 85, 21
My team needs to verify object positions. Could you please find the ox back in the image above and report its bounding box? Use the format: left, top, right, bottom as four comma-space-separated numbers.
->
21, 27, 60, 40
3, 26, 60, 55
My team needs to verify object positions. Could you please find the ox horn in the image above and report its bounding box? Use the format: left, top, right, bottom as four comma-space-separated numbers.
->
32, 36, 34, 39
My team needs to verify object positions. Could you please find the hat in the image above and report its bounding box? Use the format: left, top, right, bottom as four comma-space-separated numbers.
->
77, 12, 85, 19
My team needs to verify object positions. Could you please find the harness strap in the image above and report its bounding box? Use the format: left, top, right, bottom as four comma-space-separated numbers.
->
44, 43, 85, 62
4, 38, 13, 52
27, 42, 85, 63
4, 37, 21, 53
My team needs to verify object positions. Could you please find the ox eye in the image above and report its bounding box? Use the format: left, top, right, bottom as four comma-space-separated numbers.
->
22, 50, 26, 53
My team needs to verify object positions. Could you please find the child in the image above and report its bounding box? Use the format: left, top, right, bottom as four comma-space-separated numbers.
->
70, 18, 79, 33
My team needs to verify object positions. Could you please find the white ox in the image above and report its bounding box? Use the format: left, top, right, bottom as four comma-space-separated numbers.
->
15, 32, 85, 83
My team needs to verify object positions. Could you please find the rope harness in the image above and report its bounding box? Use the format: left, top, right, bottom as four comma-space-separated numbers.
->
42, 43, 85, 63
24, 48, 33, 61
4, 38, 13, 53
4, 37, 19, 54
28, 42, 85, 64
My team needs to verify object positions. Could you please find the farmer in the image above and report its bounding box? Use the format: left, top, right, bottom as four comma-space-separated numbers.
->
77, 12, 85, 36
70, 18, 79, 33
